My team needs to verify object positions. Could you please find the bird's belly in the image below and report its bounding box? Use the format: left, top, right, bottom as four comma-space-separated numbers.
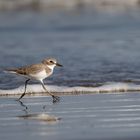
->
29, 70, 49, 80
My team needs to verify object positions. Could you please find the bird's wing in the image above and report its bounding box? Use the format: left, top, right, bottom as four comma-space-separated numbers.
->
26, 63, 45, 75
5, 63, 45, 75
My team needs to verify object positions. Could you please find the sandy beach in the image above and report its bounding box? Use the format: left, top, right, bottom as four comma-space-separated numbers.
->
0, 0, 139, 11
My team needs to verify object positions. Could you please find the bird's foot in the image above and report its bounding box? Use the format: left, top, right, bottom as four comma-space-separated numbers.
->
52, 95, 60, 103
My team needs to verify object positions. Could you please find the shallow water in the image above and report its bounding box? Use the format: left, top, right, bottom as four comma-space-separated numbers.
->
1, 10, 140, 89
1, 94, 140, 140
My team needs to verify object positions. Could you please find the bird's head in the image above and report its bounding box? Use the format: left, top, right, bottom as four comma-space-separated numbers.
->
42, 58, 63, 69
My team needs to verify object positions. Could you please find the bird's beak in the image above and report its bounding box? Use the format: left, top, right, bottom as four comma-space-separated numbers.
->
56, 63, 63, 67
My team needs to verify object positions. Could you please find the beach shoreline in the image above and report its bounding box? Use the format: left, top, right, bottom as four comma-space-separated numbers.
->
0, 0, 140, 12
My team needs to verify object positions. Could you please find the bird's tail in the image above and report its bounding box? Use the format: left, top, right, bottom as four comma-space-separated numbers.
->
4, 69, 17, 74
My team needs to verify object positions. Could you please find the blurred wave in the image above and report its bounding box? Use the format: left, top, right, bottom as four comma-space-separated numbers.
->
1, 82, 140, 96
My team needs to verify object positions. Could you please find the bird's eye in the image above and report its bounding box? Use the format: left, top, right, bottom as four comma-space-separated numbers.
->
50, 61, 53, 63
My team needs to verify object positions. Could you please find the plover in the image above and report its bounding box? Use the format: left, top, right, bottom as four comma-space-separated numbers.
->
5, 58, 63, 103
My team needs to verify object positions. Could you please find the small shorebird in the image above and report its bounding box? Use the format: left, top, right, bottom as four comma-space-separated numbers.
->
5, 58, 63, 103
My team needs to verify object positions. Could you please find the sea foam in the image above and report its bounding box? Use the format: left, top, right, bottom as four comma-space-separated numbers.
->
0, 82, 140, 96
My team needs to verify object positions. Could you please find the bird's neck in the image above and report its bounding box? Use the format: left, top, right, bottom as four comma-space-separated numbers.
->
47, 65, 55, 71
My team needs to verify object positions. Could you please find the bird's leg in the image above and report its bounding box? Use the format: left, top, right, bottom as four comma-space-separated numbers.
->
17, 79, 30, 101
41, 81, 60, 103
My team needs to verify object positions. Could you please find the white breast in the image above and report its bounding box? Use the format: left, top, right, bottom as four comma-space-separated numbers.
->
29, 70, 49, 81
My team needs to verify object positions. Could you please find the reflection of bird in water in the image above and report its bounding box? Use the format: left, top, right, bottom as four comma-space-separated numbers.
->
17, 100, 60, 122
18, 113, 60, 122
18, 100, 28, 115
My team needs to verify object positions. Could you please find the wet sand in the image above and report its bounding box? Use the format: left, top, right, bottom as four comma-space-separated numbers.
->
0, 93, 140, 140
